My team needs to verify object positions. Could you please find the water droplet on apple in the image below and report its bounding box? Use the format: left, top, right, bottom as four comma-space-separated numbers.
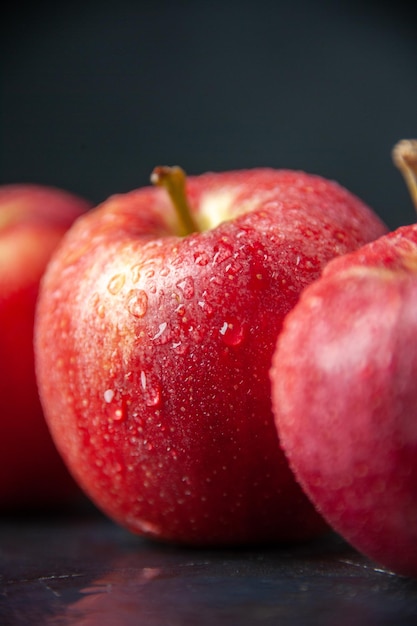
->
107, 273, 126, 295
219, 320, 245, 346
225, 260, 242, 276
219, 321, 228, 336
140, 372, 162, 407
90, 292, 100, 306
127, 289, 148, 318
151, 321, 168, 342
145, 384, 161, 408
197, 300, 214, 317
172, 341, 188, 355
160, 266, 170, 277
175, 303, 186, 317
212, 243, 233, 265
112, 407, 125, 422
131, 264, 142, 283
176, 276, 195, 299
189, 325, 204, 345
194, 250, 210, 266
103, 388, 127, 422
104, 389, 115, 403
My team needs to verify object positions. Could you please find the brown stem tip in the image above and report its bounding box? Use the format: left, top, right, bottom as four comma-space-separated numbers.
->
392, 139, 417, 212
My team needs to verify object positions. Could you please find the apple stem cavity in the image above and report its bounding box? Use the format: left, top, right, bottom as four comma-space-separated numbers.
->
393, 139, 417, 212
151, 166, 200, 236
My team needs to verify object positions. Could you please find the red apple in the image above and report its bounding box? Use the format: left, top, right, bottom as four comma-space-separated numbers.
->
270, 141, 417, 576
34, 166, 387, 545
0, 183, 91, 509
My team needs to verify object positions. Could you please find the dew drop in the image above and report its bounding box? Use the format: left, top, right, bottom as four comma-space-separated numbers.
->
97, 303, 106, 318
225, 261, 242, 276
104, 389, 115, 403
172, 341, 188, 355
160, 266, 170, 277
144, 383, 161, 407
219, 321, 228, 336
176, 276, 195, 299
90, 292, 100, 306
194, 251, 210, 266
131, 264, 142, 283
127, 289, 148, 318
112, 407, 125, 422
152, 322, 168, 341
107, 273, 125, 295
189, 326, 204, 345
198, 301, 214, 319
212, 243, 233, 266
219, 320, 245, 346
148, 281, 157, 294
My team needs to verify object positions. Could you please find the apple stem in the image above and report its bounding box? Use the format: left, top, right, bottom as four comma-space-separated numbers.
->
151, 166, 200, 236
392, 139, 417, 212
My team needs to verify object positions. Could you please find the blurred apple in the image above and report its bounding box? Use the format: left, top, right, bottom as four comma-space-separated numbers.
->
270, 141, 417, 576
0, 183, 91, 509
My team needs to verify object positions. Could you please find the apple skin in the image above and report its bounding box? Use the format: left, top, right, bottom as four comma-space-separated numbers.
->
271, 224, 417, 576
34, 168, 387, 545
0, 183, 91, 509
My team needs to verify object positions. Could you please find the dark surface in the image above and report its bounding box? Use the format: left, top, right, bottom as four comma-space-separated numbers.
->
2, 509, 417, 626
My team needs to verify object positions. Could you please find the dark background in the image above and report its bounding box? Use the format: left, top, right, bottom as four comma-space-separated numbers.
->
2, 0, 417, 229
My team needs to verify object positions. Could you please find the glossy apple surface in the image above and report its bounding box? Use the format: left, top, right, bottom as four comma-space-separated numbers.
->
35, 167, 387, 544
0, 183, 91, 509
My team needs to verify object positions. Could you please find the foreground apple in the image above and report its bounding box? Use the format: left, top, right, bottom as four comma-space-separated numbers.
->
271, 140, 417, 576
0, 183, 91, 509
35, 166, 387, 544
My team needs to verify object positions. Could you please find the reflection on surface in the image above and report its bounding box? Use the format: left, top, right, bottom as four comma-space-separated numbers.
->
46, 543, 414, 626
60, 564, 164, 626
2, 516, 417, 626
